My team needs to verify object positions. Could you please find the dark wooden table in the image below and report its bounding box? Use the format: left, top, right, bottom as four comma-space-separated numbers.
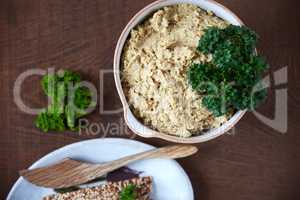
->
0, 0, 299, 199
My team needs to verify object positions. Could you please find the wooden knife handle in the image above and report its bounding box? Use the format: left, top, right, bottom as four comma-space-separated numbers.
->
91, 145, 198, 177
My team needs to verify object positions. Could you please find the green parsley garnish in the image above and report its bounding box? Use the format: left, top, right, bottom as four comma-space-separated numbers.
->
120, 184, 138, 200
35, 70, 95, 132
188, 25, 268, 116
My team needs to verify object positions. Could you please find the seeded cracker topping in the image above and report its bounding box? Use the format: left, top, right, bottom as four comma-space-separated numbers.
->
43, 177, 152, 200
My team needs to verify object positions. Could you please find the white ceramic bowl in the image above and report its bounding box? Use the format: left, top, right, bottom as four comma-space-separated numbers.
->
114, 0, 247, 143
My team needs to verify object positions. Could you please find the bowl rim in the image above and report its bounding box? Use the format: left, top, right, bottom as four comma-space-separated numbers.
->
113, 0, 247, 143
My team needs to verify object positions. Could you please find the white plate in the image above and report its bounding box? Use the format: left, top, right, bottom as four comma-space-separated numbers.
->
7, 138, 194, 200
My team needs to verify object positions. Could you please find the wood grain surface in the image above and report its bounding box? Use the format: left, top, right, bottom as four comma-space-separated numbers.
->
0, 0, 299, 199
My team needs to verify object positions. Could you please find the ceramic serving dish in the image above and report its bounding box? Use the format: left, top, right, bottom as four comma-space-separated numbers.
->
114, 0, 247, 143
7, 138, 194, 199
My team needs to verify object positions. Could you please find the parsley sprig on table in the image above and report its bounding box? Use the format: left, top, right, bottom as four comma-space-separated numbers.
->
35, 70, 95, 132
188, 25, 268, 116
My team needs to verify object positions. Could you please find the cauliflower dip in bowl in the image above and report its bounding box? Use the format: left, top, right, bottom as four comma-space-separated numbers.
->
114, 0, 246, 143
122, 4, 229, 137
